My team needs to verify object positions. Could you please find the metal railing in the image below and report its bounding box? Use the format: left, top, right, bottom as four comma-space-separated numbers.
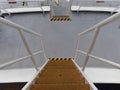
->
111, 5, 120, 14
0, 17, 47, 71
1, 9, 11, 16
72, 0, 120, 7
0, 0, 48, 9
74, 12, 120, 71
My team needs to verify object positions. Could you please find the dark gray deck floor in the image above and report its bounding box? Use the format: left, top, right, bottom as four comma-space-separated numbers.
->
0, 12, 120, 69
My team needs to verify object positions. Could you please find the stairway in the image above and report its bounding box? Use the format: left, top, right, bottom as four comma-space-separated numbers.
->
30, 58, 90, 90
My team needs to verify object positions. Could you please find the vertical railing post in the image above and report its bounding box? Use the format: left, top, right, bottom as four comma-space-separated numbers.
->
67, 0, 73, 15
82, 27, 100, 71
40, 37, 48, 61
18, 29, 39, 71
77, 6, 81, 15
74, 36, 80, 61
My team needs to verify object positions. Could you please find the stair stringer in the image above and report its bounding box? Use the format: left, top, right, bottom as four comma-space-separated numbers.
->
72, 60, 98, 90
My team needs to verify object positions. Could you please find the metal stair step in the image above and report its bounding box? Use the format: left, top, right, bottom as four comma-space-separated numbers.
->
30, 58, 90, 90
39, 69, 82, 77
30, 84, 90, 90
35, 76, 85, 84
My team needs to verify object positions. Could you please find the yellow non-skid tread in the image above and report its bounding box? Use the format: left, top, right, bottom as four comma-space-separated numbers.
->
50, 16, 71, 21
30, 58, 90, 90
31, 84, 90, 90
47, 60, 74, 63
35, 76, 85, 84
40, 69, 81, 75
39, 73, 83, 79
45, 59, 77, 69
46, 63, 75, 66
48, 58, 73, 61
47, 61, 74, 66
44, 65, 77, 69
39, 69, 82, 77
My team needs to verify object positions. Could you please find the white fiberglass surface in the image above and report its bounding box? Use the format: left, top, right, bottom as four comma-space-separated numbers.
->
0, 68, 120, 83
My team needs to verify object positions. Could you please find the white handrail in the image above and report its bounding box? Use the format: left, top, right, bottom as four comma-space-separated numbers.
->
18, 30, 39, 71
111, 5, 120, 14
73, 60, 98, 90
82, 28, 100, 71
77, 5, 81, 15
77, 50, 120, 69
0, 17, 47, 71
0, 17, 42, 37
0, 51, 43, 69
75, 12, 120, 71
2, 9, 11, 16
0, 10, 48, 90
78, 12, 120, 36
22, 60, 48, 90
40, 6, 45, 15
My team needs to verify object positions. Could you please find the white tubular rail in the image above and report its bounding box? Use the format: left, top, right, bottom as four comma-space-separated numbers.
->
0, 51, 43, 69
1, 9, 11, 16
78, 12, 120, 36
40, 6, 45, 15
82, 28, 100, 71
73, 60, 98, 90
22, 61, 48, 90
0, 17, 47, 71
77, 50, 120, 69
0, 17, 42, 37
75, 12, 120, 71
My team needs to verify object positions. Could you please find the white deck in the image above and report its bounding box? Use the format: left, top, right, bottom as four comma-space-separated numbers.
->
1, 6, 120, 14
0, 68, 120, 83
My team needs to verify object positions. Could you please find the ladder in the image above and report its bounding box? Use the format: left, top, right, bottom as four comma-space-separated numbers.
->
50, 0, 72, 21
30, 58, 90, 90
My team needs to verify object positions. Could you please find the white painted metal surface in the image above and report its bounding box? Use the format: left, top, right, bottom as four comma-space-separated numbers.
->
73, 60, 98, 90
0, 67, 120, 83
0, 17, 42, 37
71, 6, 116, 12
22, 61, 48, 90
77, 50, 120, 69
0, 51, 43, 69
82, 28, 100, 71
0, 16, 47, 70
85, 68, 120, 83
0, 68, 36, 83
0, 6, 120, 15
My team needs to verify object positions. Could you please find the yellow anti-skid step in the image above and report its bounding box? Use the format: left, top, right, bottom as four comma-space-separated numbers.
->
48, 58, 73, 61
30, 84, 90, 90
39, 72, 83, 79
35, 76, 85, 84
41, 69, 81, 74
45, 59, 76, 68
47, 62, 74, 65
30, 58, 90, 90
46, 63, 75, 67
48, 61, 74, 65
44, 65, 77, 69
47, 62, 74, 66
39, 69, 82, 77
39, 73, 83, 78
48, 60, 73, 63
50, 16, 71, 21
